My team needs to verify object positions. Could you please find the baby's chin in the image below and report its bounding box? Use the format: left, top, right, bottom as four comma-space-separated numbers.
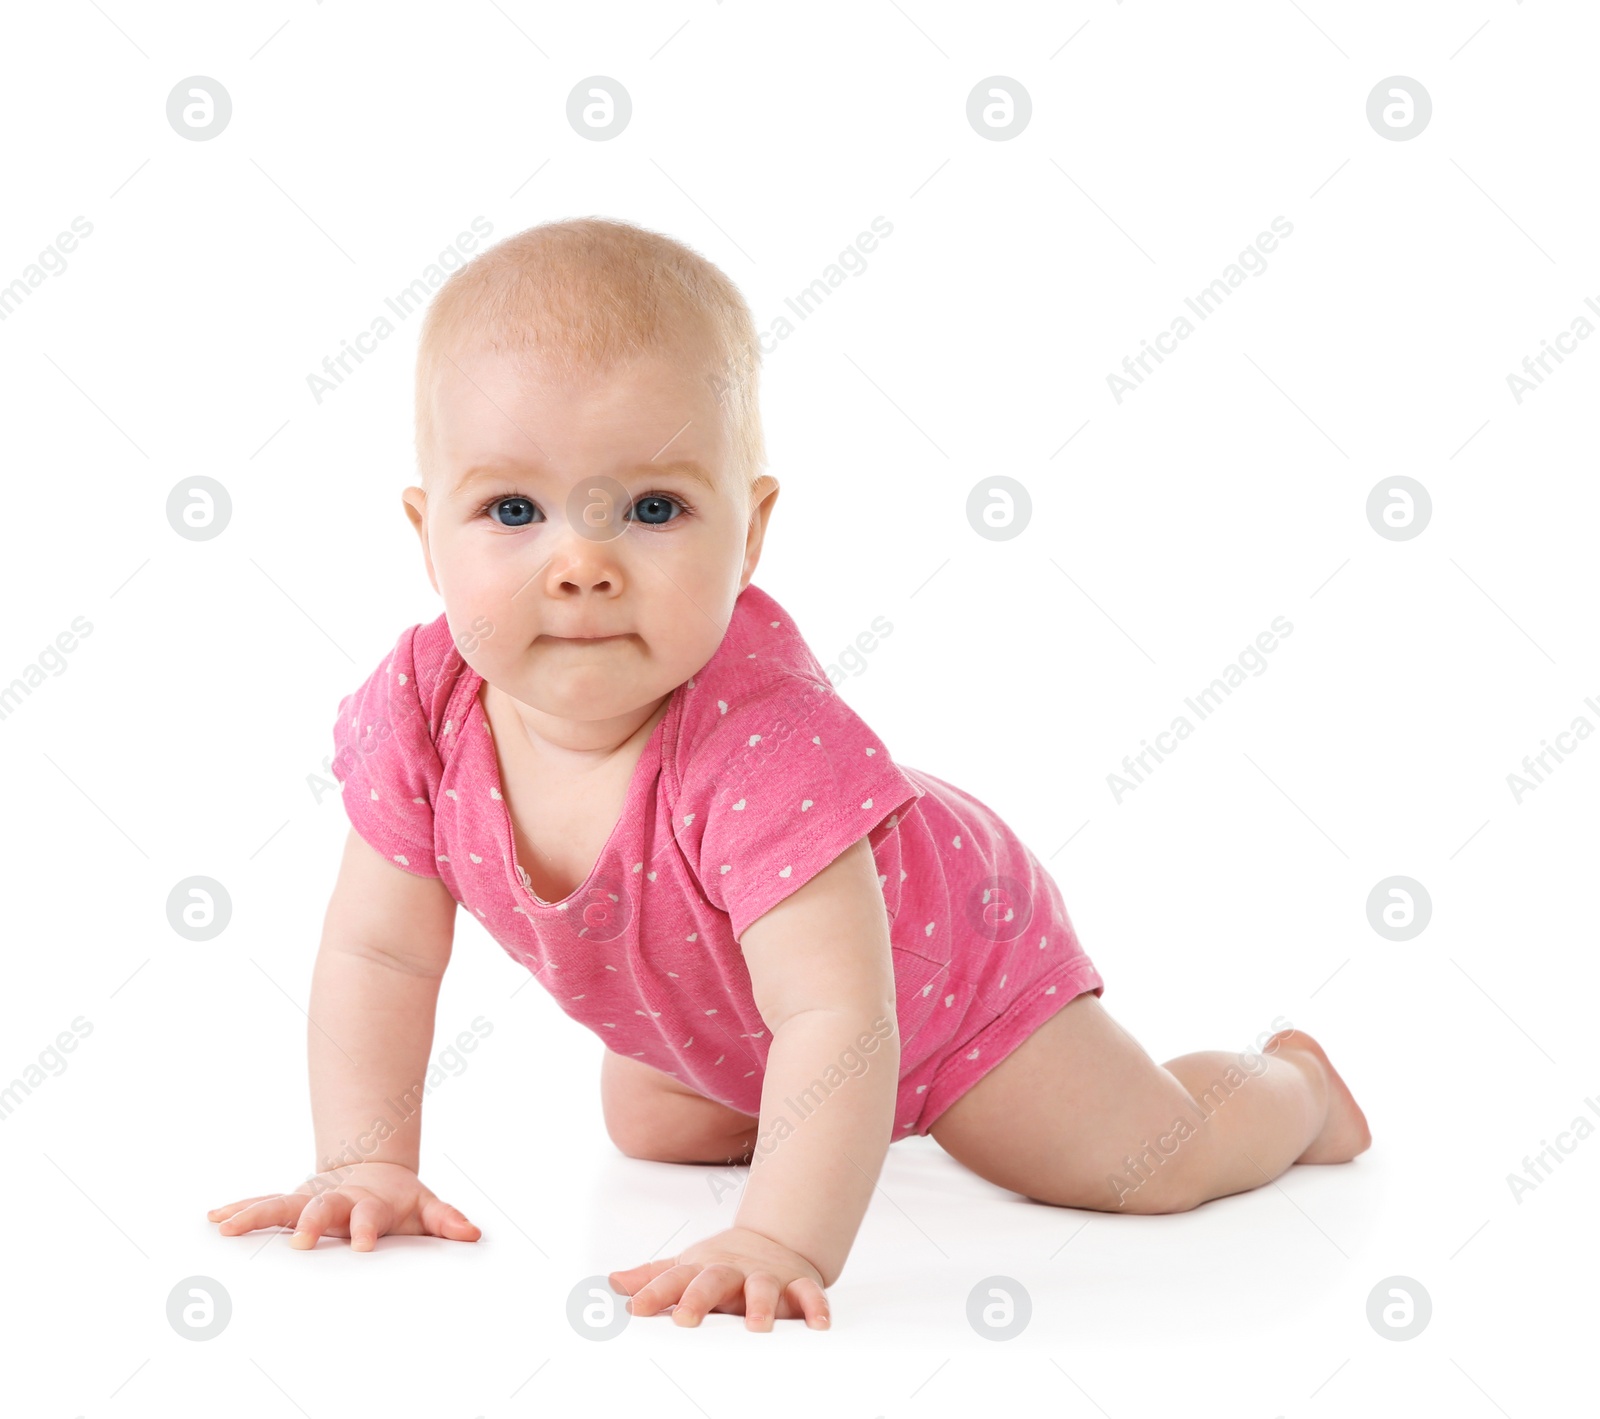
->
489, 658, 677, 723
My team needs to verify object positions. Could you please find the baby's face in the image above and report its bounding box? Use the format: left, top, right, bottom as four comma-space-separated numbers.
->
405, 344, 776, 733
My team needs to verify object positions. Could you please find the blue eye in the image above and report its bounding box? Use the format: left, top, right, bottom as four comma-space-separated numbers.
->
485, 495, 540, 527
629, 494, 686, 526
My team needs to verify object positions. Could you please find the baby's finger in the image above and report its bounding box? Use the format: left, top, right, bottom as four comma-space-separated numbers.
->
743, 1272, 783, 1332
419, 1195, 481, 1242
626, 1262, 698, 1318
785, 1277, 830, 1330
207, 1195, 279, 1222
347, 1197, 391, 1252
608, 1256, 681, 1296
672, 1263, 745, 1328
215, 1194, 307, 1237
290, 1188, 352, 1249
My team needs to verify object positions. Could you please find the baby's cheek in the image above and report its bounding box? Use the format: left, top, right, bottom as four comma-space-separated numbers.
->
437, 576, 510, 652
448, 609, 499, 657
651, 618, 727, 687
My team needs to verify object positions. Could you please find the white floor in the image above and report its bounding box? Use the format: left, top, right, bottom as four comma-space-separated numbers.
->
12, 1090, 1583, 1419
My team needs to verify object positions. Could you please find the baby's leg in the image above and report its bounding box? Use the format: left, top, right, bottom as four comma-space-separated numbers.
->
601, 1050, 759, 1166
927, 994, 1369, 1214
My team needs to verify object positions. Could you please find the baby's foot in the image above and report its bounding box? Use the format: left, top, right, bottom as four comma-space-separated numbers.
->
1263, 1029, 1372, 1164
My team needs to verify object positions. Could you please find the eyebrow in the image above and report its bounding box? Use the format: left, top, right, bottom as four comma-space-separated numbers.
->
453, 460, 718, 495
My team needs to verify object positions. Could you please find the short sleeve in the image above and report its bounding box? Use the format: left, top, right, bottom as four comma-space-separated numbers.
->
671, 673, 926, 939
331, 626, 444, 878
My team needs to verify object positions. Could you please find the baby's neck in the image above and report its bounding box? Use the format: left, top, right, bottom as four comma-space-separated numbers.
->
482, 680, 670, 771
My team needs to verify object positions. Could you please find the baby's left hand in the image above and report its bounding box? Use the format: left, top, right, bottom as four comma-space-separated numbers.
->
609, 1226, 831, 1331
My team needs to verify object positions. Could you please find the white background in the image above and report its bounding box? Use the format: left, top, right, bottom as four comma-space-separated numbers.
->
1, 1, 1593, 1415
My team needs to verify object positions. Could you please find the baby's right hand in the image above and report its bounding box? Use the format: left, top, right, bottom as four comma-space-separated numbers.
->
207, 1162, 482, 1251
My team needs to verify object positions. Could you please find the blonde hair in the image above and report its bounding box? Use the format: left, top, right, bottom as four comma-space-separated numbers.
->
413, 216, 765, 495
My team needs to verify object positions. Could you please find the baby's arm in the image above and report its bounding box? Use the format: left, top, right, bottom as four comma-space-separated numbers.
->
735, 835, 900, 1282
307, 826, 458, 1175
207, 827, 482, 1250
616, 835, 899, 1326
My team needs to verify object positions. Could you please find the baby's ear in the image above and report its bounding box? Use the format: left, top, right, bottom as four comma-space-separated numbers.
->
401, 487, 440, 595
739, 475, 780, 588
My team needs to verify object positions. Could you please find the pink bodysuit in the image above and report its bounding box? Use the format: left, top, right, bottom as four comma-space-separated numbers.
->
331, 584, 1104, 1138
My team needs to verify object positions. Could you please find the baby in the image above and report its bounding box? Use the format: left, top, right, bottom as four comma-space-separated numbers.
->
207, 216, 1370, 1330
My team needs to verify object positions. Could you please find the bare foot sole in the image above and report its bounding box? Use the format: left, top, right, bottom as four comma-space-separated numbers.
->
1263, 1029, 1371, 1164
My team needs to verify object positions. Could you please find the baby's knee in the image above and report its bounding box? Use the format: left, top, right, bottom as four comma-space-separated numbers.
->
1100, 1139, 1211, 1213
1102, 1167, 1206, 1214
604, 1093, 755, 1165
1033, 1148, 1208, 1214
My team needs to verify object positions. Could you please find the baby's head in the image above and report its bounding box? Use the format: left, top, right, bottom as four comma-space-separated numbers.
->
403, 217, 779, 730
